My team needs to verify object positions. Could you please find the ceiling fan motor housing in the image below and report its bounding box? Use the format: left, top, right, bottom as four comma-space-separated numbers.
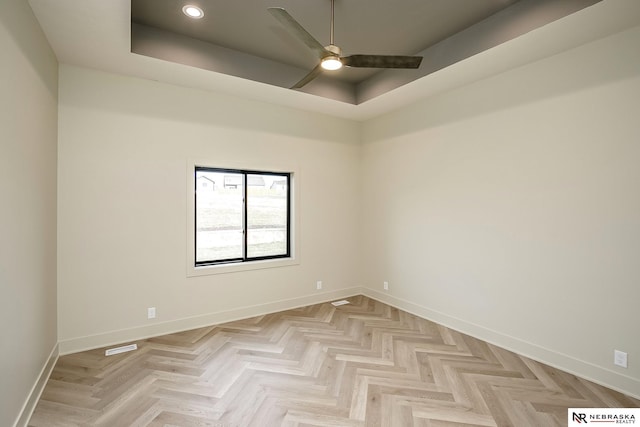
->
323, 44, 342, 58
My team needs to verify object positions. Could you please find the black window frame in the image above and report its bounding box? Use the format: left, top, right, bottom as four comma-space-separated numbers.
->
194, 166, 291, 267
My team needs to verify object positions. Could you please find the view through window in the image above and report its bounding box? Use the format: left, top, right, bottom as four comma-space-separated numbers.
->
195, 167, 290, 265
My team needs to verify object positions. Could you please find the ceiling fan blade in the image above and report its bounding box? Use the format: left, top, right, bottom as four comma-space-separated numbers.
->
268, 8, 328, 59
342, 55, 423, 69
291, 64, 323, 89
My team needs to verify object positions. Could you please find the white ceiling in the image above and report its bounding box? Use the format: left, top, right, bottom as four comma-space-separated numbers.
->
27, 0, 640, 121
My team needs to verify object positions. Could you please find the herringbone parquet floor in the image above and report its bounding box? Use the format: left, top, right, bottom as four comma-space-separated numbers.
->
29, 296, 639, 426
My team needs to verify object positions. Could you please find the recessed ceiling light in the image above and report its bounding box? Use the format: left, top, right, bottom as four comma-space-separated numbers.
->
182, 5, 204, 19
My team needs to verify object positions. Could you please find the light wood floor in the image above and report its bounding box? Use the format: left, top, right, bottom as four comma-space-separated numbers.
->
29, 295, 639, 426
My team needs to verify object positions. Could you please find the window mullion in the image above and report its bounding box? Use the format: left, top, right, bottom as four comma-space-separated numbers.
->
243, 172, 248, 261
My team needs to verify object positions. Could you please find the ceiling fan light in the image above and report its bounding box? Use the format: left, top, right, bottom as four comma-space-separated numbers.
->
182, 5, 204, 19
321, 57, 342, 71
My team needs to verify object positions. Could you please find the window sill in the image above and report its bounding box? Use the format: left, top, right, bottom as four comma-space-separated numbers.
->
187, 256, 299, 277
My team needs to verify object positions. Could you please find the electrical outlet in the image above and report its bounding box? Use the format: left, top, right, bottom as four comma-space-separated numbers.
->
383, 281, 389, 291
147, 307, 156, 319
614, 350, 628, 368
316, 281, 322, 290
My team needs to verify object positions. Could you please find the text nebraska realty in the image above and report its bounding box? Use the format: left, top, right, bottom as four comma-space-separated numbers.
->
573, 412, 636, 424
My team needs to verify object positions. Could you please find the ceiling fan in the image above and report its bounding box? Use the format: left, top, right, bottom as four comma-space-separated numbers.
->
268, 0, 423, 89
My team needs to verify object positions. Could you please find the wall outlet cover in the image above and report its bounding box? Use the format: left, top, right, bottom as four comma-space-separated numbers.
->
614, 350, 628, 368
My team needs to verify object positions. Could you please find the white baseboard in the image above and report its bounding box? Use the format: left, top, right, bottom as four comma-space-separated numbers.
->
360, 288, 640, 400
56, 286, 640, 399
58, 287, 366, 355
13, 343, 59, 427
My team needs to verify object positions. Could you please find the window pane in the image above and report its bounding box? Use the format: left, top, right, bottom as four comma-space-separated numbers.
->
196, 171, 243, 263
246, 174, 288, 259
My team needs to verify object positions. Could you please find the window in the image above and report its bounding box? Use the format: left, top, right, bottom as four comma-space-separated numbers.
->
194, 167, 290, 266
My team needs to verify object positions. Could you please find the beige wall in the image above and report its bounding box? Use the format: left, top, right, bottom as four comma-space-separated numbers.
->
0, 0, 58, 426
361, 25, 640, 396
57, 65, 362, 352
4, 4, 639, 418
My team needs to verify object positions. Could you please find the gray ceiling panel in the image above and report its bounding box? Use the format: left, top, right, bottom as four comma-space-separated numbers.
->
130, 0, 601, 104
